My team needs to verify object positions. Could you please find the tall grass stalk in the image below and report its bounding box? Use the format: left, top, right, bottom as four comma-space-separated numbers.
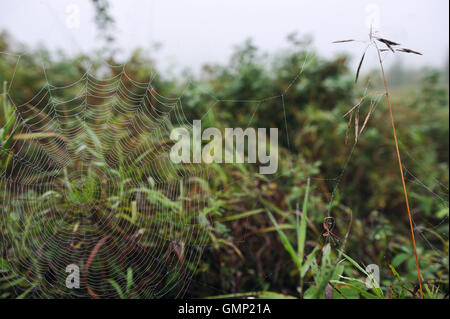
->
297, 177, 310, 294
374, 42, 423, 299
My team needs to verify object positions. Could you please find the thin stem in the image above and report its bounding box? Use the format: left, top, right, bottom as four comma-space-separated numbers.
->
374, 42, 423, 299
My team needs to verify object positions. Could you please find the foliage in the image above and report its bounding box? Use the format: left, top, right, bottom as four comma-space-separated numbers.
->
0, 31, 448, 299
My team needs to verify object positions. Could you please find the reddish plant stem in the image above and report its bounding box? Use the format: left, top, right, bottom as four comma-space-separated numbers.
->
375, 43, 423, 299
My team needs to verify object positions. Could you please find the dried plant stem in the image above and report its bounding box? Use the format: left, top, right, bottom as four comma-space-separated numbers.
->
375, 43, 423, 299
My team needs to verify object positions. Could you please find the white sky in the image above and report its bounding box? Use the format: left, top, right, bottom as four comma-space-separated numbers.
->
0, 0, 448, 72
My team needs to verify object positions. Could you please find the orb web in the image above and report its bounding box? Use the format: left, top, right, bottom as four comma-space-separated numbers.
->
2, 45, 447, 298
0, 58, 211, 298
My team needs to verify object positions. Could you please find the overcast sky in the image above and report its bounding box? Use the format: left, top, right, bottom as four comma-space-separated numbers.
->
0, 0, 448, 72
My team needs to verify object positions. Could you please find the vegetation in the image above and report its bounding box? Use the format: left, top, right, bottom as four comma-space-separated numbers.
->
0, 27, 448, 299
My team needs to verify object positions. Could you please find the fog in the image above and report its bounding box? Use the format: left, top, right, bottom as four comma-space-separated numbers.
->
1, 0, 448, 71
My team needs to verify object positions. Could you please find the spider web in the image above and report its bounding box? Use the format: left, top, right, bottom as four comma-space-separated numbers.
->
0, 42, 448, 298
0, 53, 212, 298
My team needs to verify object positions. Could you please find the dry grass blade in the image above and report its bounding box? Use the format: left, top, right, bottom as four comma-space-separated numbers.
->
334, 32, 424, 299
345, 111, 354, 145
360, 104, 375, 135
386, 286, 392, 299
376, 38, 400, 53
87, 287, 99, 299
396, 48, 423, 55
325, 284, 333, 299
343, 97, 365, 118
375, 37, 400, 46
355, 51, 366, 83
374, 40, 424, 299
83, 235, 111, 299
382, 42, 395, 53
13, 131, 69, 143
332, 39, 355, 43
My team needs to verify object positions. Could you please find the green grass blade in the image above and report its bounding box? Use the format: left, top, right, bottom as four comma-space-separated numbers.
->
108, 279, 126, 299
298, 177, 310, 267
267, 211, 302, 271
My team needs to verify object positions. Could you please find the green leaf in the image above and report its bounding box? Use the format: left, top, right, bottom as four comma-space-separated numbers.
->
218, 209, 264, 222
301, 247, 319, 277
297, 177, 310, 268
267, 211, 302, 271
339, 251, 368, 275
392, 253, 409, 267
0, 258, 11, 273
108, 279, 125, 299
126, 267, 133, 293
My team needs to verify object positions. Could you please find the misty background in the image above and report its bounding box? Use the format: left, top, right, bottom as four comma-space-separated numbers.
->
0, 0, 449, 299
0, 0, 448, 74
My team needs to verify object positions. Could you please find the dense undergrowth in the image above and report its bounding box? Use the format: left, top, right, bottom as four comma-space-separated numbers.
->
0, 32, 448, 298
